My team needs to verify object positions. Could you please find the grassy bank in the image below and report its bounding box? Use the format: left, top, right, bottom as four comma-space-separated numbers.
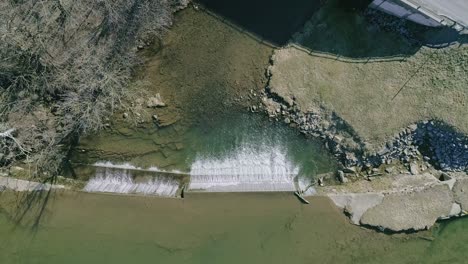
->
268, 0, 468, 149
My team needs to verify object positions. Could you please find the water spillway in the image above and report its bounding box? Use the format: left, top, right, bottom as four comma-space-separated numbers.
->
83, 163, 184, 197
188, 146, 298, 192
83, 146, 301, 195
78, 113, 336, 196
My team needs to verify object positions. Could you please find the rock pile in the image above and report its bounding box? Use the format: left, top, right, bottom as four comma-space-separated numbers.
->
260, 92, 468, 174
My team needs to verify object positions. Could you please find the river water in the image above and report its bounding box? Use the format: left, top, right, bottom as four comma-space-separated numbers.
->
2, 3, 468, 263
1, 190, 468, 264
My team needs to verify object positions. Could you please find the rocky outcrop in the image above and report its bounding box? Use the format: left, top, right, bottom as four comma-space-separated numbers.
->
360, 184, 453, 232
261, 88, 468, 174
329, 193, 384, 225
453, 178, 468, 211
324, 172, 468, 232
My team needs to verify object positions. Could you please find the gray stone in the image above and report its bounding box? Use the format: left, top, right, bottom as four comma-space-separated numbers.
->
146, 93, 166, 108
337, 170, 348, 183
447, 203, 462, 218
408, 124, 418, 131
360, 184, 453, 232
453, 178, 468, 211
410, 162, 419, 175
329, 193, 384, 225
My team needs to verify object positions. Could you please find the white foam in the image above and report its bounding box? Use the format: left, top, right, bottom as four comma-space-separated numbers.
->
92, 161, 188, 175
83, 167, 179, 197
188, 146, 298, 192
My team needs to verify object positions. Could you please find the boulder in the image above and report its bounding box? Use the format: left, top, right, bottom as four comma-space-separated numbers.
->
329, 193, 384, 225
360, 184, 453, 232
409, 162, 419, 175
453, 178, 468, 211
146, 93, 166, 108
337, 170, 348, 183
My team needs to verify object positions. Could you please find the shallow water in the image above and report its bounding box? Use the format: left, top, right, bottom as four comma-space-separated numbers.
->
1, 191, 468, 264
75, 111, 336, 194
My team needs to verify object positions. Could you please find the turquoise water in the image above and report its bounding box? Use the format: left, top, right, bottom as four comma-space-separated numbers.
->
73, 112, 336, 182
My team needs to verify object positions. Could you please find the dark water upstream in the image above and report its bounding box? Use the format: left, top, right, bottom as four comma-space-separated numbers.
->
2, 3, 468, 263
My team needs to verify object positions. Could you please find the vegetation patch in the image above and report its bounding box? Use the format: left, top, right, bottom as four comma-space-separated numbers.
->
0, 0, 188, 177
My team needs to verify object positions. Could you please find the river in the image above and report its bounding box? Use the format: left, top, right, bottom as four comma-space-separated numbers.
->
2, 3, 468, 263
1, 190, 468, 263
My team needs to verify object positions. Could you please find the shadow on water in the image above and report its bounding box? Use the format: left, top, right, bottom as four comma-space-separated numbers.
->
290, 0, 466, 59
4, 177, 57, 233
198, 0, 466, 60
196, 0, 325, 46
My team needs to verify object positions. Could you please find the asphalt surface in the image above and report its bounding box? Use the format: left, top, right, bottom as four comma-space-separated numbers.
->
407, 0, 468, 27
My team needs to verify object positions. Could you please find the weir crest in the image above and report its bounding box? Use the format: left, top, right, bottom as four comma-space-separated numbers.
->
84, 146, 305, 195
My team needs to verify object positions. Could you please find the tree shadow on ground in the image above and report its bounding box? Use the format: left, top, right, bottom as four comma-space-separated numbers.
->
197, 0, 466, 60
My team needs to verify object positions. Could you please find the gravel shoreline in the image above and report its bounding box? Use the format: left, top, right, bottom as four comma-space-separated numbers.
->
258, 88, 468, 176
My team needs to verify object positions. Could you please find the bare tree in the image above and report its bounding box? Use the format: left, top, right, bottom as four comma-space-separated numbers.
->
0, 0, 188, 177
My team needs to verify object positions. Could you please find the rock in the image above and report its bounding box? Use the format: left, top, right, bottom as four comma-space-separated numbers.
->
328, 193, 384, 225
318, 177, 324, 187
337, 170, 348, 183
453, 178, 468, 211
360, 184, 453, 232
146, 93, 166, 108
284, 117, 290, 124
445, 203, 462, 218
408, 124, 418, 131
410, 162, 419, 175
343, 167, 357, 173
122, 112, 129, 119
152, 115, 159, 121
385, 167, 395, 174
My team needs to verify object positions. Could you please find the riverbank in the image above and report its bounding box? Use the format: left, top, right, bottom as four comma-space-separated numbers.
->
316, 171, 468, 232
260, 0, 467, 179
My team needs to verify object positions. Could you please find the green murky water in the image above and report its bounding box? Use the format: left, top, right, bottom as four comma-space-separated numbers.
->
1, 191, 468, 264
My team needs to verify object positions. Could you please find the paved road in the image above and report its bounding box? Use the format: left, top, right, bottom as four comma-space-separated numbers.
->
406, 0, 468, 27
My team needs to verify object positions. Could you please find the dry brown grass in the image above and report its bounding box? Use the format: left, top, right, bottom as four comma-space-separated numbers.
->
268, 3, 468, 149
